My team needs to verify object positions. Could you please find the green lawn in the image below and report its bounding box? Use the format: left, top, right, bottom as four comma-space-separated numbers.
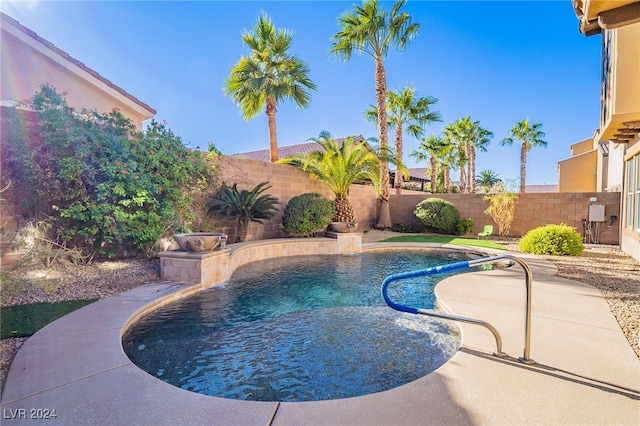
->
380, 235, 507, 250
1, 299, 97, 339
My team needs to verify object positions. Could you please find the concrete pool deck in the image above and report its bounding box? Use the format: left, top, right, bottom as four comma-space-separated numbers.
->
1, 242, 639, 425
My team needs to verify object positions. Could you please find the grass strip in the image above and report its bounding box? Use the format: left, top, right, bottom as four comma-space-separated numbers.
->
379, 235, 507, 251
1, 299, 97, 339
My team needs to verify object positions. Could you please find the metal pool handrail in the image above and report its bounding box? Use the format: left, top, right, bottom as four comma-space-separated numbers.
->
381, 254, 535, 364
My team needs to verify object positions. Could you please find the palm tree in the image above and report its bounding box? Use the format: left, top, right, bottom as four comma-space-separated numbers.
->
466, 120, 493, 193
443, 120, 469, 193
442, 117, 493, 193
365, 86, 441, 193
207, 182, 279, 243
476, 170, 501, 193
500, 119, 547, 193
331, 0, 419, 228
278, 131, 383, 223
410, 134, 448, 194
224, 13, 317, 162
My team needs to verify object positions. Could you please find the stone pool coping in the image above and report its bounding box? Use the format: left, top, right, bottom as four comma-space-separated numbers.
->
1, 239, 639, 425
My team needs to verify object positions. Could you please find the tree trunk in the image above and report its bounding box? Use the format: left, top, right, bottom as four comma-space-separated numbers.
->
394, 124, 403, 194
520, 142, 527, 193
458, 142, 466, 193
236, 218, 248, 243
374, 57, 392, 228
445, 166, 451, 193
466, 141, 472, 193
430, 156, 437, 193
334, 197, 357, 223
266, 98, 278, 162
469, 145, 476, 193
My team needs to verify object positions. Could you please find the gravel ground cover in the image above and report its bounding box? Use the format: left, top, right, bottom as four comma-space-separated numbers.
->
2, 232, 638, 393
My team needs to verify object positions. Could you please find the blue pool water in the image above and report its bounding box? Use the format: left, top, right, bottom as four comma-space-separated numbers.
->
123, 250, 476, 402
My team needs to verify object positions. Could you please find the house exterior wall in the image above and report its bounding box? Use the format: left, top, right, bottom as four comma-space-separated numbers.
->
558, 149, 598, 192
571, 139, 594, 155
597, 24, 640, 143
0, 13, 154, 130
607, 142, 627, 191
621, 137, 640, 260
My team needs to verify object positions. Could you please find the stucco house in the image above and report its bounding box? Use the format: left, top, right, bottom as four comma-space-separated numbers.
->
0, 12, 155, 129
562, 1, 640, 260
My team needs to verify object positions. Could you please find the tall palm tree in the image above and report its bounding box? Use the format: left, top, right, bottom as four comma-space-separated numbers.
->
410, 134, 448, 194
443, 120, 468, 193
207, 182, 279, 243
476, 170, 501, 193
331, 0, 419, 228
224, 13, 317, 162
365, 86, 441, 193
467, 120, 493, 193
500, 119, 547, 193
278, 131, 383, 223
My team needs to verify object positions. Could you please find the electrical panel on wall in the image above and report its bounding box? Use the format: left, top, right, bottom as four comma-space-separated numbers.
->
588, 204, 605, 222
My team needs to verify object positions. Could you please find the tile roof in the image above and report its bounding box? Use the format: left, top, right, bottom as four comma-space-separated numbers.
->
230, 135, 366, 162
233, 138, 431, 183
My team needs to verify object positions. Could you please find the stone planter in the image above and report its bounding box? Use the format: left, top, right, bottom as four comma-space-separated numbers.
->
173, 233, 227, 252
330, 222, 358, 233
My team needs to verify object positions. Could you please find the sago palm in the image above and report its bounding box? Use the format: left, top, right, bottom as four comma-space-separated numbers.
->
224, 13, 317, 162
278, 131, 383, 223
500, 119, 547, 193
207, 182, 279, 243
365, 85, 441, 193
331, 0, 419, 227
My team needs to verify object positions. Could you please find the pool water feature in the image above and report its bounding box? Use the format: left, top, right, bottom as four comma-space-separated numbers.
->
123, 250, 476, 402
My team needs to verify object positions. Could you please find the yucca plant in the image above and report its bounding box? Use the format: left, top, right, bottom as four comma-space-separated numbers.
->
279, 131, 390, 223
207, 182, 279, 242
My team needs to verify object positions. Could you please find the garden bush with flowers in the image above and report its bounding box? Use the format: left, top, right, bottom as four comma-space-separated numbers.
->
0, 85, 217, 257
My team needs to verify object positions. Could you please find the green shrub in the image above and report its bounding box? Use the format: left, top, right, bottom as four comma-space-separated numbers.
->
456, 218, 474, 236
279, 193, 334, 236
518, 224, 584, 256
1, 85, 214, 257
414, 198, 460, 234
390, 223, 422, 233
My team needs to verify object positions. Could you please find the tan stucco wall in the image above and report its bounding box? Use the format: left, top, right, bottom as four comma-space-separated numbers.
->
558, 149, 598, 192
1, 15, 154, 130
571, 139, 594, 156
599, 23, 640, 141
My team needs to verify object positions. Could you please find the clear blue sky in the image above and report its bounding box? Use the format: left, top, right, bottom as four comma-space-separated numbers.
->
2, 1, 602, 185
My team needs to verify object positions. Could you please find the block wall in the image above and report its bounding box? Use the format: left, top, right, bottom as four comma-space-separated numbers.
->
389, 192, 621, 245
214, 156, 378, 242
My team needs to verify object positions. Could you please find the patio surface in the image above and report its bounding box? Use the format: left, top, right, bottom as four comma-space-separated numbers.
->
1, 243, 638, 425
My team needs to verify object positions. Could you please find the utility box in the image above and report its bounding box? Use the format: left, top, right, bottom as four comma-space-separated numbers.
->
588, 204, 605, 222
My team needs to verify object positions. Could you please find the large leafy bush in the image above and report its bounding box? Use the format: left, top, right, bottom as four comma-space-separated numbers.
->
414, 198, 460, 234
280, 193, 334, 236
1, 85, 214, 257
518, 224, 584, 256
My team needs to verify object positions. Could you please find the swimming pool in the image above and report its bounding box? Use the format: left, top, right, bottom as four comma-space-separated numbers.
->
122, 250, 476, 402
